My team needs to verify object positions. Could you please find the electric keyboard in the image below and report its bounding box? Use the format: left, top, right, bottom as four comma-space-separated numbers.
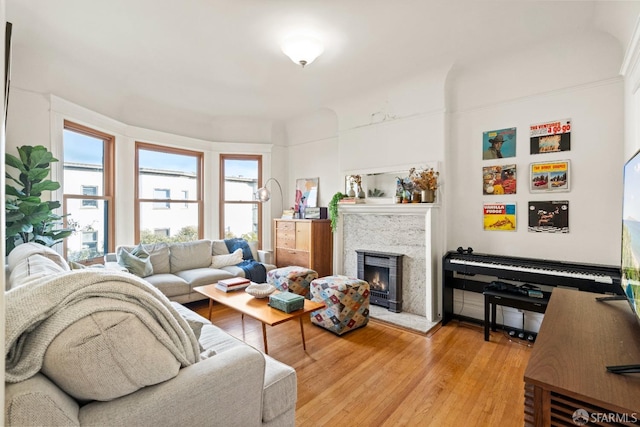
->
442, 251, 622, 325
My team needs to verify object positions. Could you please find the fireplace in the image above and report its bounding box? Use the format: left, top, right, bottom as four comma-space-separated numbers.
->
356, 250, 403, 312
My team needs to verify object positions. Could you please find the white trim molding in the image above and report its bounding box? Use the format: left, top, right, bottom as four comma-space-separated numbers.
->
621, 16, 640, 94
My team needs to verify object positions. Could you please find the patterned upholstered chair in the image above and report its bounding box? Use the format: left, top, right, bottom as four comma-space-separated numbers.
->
266, 266, 318, 298
310, 275, 370, 335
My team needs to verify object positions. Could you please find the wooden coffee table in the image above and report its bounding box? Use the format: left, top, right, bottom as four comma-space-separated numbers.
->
193, 284, 325, 354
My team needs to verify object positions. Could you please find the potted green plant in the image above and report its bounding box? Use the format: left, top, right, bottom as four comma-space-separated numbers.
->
5, 145, 75, 254
328, 192, 346, 232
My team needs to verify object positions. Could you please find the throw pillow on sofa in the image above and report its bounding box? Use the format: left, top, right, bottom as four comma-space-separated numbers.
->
117, 244, 154, 278
210, 248, 243, 269
169, 239, 212, 273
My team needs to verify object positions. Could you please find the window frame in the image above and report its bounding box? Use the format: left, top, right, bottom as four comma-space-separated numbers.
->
62, 120, 115, 264
135, 141, 204, 243
219, 154, 263, 248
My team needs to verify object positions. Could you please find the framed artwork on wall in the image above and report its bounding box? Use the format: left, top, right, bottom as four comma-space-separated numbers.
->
482, 164, 517, 195
530, 160, 570, 192
295, 177, 319, 214
530, 119, 571, 154
528, 201, 569, 233
482, 127, 516, 160
483, 202, 517, 231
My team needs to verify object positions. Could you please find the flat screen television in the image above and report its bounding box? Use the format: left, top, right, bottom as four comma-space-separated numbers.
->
622, 149, 640, 319
611, 148, 640, 374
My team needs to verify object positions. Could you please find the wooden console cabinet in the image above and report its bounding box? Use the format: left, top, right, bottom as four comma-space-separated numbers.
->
524, 288, 640, 426
273, 219, 333, 277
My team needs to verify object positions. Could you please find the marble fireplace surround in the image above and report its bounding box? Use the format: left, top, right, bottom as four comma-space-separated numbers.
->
334, 203, 441, 332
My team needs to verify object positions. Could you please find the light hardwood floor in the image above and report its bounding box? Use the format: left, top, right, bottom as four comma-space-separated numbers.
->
187, 300, 532, 426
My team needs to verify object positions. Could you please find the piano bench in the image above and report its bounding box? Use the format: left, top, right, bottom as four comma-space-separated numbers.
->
483, 290, 550, 341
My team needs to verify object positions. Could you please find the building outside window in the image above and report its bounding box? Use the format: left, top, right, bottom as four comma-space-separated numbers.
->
153, 189, 170, 209
220, 155, 261, 245
82, 231, 98, 251
82, 186, 98, 208
63, 121, 115, 263
154, 228, 170, 237
182, 190, 189, 208
136, 142, 203, 244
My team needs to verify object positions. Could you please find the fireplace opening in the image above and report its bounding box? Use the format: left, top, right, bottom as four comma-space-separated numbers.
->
366, 266, 389, 292
356, 250, 403, 313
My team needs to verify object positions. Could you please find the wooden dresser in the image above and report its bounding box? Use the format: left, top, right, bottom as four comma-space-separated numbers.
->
524, 288, 640, 426
273, 219, 333, 277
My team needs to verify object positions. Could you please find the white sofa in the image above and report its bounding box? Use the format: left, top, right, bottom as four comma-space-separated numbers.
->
106, 239, 276, 304
5, 243, 296, 427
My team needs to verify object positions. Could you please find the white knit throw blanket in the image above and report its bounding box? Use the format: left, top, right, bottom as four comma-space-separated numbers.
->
5, 270, 201, 383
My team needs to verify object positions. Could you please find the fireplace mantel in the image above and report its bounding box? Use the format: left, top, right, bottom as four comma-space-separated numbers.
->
335, 202, 441, 322
336, 203, 439, 215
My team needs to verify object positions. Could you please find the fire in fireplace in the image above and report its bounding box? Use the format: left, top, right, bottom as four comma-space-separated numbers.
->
356, 250, 403, 312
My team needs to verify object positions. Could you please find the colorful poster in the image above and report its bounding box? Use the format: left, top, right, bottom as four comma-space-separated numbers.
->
530, 119, 571, 154
530, 160, 570, 192
528, 201, 569, 233
482, 164, 517, 195
483, 203, 517, 231
482, 127, 516, 160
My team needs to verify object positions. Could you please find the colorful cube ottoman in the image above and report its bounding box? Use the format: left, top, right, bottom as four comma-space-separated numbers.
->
267, 266, 318, 298
310, 275, 370, 335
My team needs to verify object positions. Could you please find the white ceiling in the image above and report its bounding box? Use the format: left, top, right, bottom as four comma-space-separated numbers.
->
5, 1, 638, 133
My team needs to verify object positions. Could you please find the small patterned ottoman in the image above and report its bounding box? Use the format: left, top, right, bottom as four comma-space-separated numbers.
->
267, 266, 318, 298
310, 275, 370, 335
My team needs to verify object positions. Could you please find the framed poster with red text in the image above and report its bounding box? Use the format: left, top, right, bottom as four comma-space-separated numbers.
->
530, 160, 570, 192
483, 203, 516, 231
530, 119, 571, 154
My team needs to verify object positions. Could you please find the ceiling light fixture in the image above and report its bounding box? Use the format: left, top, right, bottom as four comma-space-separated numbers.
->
281, 35, 324, 68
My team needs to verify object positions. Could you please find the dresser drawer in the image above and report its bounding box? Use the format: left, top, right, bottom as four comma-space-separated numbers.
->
276, 234, 296, 249
276, 248, 310, 268
276, 221, 295, 232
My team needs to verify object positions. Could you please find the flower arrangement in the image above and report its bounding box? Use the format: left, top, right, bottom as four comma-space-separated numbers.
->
409, 167, 439, 191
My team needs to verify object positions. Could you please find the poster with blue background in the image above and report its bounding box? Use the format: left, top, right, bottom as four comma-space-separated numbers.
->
482, 127, 516, 160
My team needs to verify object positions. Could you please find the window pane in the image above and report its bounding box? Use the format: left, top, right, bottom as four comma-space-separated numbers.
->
66, 199, 108, 261
138, 149, 198, 200
139, 202, 199, 243
223, 203, 258, 241
224, 159, 258, 202
63, 130, 104, 196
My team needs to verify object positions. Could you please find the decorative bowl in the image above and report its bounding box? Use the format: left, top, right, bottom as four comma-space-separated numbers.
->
245, 283, 276, 299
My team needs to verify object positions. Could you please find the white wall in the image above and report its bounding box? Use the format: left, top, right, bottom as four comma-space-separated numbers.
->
449, 80, 624, 265
448, 32, 624, 266
622, 17, 640, 160
5, 91, 279, 249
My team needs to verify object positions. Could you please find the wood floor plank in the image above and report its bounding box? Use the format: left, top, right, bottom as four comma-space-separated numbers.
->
187, 301, 531, 426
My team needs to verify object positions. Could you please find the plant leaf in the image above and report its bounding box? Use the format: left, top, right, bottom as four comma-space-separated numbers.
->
31, 180, 60, 195
5, 153, 26, 172
25, 168, 50, 184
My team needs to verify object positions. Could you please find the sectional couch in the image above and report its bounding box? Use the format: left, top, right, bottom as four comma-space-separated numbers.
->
5, 243, 296, 426
106, 239, 276, 303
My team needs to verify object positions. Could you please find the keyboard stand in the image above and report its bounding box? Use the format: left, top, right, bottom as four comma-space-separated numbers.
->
483, 290, 550, 341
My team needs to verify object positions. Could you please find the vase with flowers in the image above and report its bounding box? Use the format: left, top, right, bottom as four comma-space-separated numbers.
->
409, 167, 439, 203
